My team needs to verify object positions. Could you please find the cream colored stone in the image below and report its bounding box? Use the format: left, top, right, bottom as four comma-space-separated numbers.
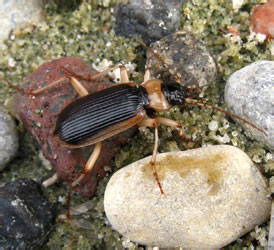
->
104, 145, 271, 248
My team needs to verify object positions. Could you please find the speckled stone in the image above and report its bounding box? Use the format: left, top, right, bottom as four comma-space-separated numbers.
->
146, 31, 217, 88
0, 107, 18, 171
224, 60, 274, 150
104, 145, 271, 248
114, 0, 184, 45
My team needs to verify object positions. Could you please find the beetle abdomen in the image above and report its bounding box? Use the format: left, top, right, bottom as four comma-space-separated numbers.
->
54, 84, 146, 145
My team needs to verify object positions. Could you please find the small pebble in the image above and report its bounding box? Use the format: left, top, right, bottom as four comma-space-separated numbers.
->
0, 178, 55, 249
250, 0, 274, 39
104, 145, 271, 248
0, 107, 19, 171
114, 0, 184, 44
146, 31, 217, 88
224, 60, 274, 149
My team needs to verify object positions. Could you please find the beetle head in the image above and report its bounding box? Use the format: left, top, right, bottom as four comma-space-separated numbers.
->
161, 83, 188, 106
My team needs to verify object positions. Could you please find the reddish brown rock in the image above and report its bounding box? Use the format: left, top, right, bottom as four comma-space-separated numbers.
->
250, 0, 274, 39
18, 57, 133, 197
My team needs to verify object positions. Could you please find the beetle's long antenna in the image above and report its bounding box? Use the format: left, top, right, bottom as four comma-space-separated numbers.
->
185, 98, 268, 136
136, 40, 182, 84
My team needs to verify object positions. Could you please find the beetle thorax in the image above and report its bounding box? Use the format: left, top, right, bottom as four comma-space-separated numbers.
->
142, 79, 172, 112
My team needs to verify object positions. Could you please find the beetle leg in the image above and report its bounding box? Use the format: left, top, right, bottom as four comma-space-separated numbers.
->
88, 65, 124, 81
62, 64, 124, 82
2, 77, 68, 95
69, 77, 89, 97
9, 75, 89, 97
155, 117, 184, 135
155, 117, 199, 146
35, 76, 89, 97
71, 141, 102, 187
42, 173, 60, 187
137, 118, 164, 194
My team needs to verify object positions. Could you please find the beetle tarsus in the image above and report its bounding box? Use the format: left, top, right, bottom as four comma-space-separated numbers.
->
150, 161, 164, 195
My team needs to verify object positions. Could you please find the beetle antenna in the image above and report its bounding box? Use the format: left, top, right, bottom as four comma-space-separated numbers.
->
185, 98, 268, 136
136, 40, 182, 84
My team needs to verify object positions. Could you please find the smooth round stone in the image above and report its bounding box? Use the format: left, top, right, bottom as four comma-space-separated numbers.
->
0, 108, 19, 171
224, 60, 273, 149
104, 145, 271, 248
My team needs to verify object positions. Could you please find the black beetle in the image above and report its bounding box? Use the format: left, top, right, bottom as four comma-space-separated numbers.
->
3, 56, 267, 195
49, 66, 190, 194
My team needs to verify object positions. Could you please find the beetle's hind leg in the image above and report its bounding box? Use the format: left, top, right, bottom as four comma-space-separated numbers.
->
3, 75, 88, 97
62, 64, 125, 82
1, 77, 68, 95
138, 118, 164, 194
71, 142, 102, 187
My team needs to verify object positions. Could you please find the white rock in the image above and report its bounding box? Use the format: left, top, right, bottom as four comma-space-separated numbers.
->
224, 60, 274, 149
104, 145, 271, 248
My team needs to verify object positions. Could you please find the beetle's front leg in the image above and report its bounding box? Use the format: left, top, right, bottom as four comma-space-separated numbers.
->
137, 118, 164, 194
155, 117, 198, 145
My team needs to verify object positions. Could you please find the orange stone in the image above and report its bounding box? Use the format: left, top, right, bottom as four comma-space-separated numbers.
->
250, 0, 274, 39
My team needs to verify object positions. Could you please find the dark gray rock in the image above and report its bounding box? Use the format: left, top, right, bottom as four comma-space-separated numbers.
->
146, 31, 217, 88
0, 108, 19, 171
224, 60, 273, 149
0, 178, 55, 249
114, 0, 184, 45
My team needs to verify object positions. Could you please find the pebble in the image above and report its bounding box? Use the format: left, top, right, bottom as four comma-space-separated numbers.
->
0, 107, 19, 171
104, 145, 271, 248
114, 0, 184, 45
224, 60, 274, 150
0, 178, 55, 249
146, 31, 217, 89
0, 0, 44, 48
250, 0, 274, 39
